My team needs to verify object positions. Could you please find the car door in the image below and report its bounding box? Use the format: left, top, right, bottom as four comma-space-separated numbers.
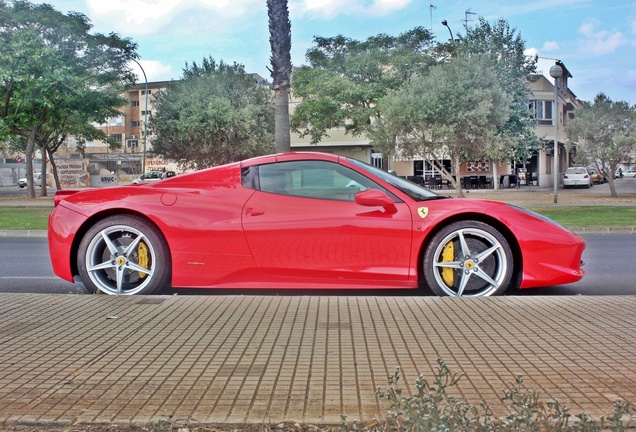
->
241, 160, 413, 283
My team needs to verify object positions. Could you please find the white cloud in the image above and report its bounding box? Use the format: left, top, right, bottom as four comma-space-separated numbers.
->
296, 0, 411, 18
130, 60, 175, 82
542, 41, 559, 52
578, 18, 625, 55
86, 0, 261, 35
525, 47, 539, 57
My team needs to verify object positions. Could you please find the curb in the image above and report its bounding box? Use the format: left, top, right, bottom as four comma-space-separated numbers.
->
0, 230, 48, 238
571, 227, 636, 235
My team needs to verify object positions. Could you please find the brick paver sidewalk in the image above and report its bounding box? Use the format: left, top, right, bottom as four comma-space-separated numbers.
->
1, 294, 635, 429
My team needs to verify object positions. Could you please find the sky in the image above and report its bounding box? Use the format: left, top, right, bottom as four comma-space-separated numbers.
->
41, 0, 636, 105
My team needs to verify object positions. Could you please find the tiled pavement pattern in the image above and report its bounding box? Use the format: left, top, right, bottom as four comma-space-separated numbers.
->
1, 293, 635, 429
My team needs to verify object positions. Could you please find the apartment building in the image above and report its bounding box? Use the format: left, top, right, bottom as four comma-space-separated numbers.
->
83, 80, 171, 156
88, 72, 269, 161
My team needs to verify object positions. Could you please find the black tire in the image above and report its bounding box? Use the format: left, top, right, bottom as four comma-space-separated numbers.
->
77, 215, 171, 295
423, 220, 513, 297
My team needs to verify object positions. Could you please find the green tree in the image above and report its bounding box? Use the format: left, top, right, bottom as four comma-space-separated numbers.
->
38, 111, 115, 190
267, 0, 292, 153
0, 0, 136, 197
150, 58, 274, 169
459, 18, 540, 188
291, 27, 437, 144
565, 93, 636, 197
373, 54, 512, 198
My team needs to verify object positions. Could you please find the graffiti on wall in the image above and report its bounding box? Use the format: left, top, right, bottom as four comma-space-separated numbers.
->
52, 160, 90, 188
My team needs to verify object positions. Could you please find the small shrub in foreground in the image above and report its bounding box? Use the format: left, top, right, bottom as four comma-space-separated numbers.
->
343, 358, 635, 432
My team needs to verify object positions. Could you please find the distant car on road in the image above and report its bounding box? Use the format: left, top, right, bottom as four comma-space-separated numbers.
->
18, 172, 41, 188
132, 170, 175, 184
587, 168, 605, 185
563, 167, 592, 188
622, 169, 636, 178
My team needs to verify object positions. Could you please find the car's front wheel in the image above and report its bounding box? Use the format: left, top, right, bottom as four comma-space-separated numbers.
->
423, 220, 513, 297
77, 215, 171, 295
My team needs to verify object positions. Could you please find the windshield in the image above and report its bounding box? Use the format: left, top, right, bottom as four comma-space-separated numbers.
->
347, 157, 443, 202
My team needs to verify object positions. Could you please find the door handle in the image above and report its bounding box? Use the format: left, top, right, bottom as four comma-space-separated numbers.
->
247, 208, 265, 216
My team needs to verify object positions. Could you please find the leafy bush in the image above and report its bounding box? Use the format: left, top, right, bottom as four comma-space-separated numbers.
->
343, 359, 635, 432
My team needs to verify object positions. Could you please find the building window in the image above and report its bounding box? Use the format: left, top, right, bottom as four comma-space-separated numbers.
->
141, 90, 151, 95
131, 121, 140, 127
109, 134, 123, 145
141, 110, 151, 116
131, 100, 139, 107
529, 100, 553, 126
108, 116, 123, 127
371, 152, 383, 170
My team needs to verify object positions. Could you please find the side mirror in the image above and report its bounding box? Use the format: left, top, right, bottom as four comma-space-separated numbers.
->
355, 189, 397, 214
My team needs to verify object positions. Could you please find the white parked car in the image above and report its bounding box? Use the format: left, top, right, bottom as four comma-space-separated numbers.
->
132, 170, 176, 184
18, 172, 42, 188
621, 169, 636, 178
563, 167, 592, 189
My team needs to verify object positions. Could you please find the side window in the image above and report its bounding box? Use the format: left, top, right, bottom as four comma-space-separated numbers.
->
257, 160, 387, 201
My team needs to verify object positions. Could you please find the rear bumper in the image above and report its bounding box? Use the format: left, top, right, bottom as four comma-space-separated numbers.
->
48, 205, 86, 282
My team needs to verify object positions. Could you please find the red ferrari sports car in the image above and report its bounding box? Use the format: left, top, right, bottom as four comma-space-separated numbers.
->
48, 152, 585, 296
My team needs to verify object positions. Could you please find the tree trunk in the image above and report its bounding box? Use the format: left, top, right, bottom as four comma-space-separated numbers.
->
47, 147, 62, 190
454, 156, 464, 198
274, 87, 290, 153
25, 129, 37, 199
492, 162, 499, 190
40, 145, 48, 197
267, 0, 292, 154
608, 176, 618, 197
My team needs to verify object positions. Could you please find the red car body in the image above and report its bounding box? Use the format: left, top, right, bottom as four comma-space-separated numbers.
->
49, 152, 585, 295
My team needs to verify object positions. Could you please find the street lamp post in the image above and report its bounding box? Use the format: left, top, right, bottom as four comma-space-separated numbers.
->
549, 63, 563, 204
441, 20, 454, 45
131, 59, 148, 175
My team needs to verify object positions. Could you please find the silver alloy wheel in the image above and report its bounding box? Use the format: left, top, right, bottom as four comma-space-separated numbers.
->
84, 224, 156, 295
430, 227, 509, 297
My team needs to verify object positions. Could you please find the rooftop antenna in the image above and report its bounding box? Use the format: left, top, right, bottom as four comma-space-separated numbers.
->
464, 9, 477, 28
429, 3, 437, 31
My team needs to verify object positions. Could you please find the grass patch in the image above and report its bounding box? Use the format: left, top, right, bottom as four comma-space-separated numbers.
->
528, 206, 636, 228
0, 207, 51, 230
0, 206, 633, 231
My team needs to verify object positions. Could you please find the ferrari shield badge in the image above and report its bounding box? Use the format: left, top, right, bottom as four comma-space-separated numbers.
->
417, 207, 429, 219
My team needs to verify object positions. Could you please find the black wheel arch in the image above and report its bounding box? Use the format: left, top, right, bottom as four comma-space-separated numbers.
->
417, 212, 523, 291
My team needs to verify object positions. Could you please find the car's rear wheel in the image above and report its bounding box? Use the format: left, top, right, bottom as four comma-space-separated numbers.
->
77, 215, 171, 295
423, 220, 513, 297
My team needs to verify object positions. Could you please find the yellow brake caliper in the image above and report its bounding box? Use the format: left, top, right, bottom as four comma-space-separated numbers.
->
137, 241, 149, 278
441, 241, 454, 286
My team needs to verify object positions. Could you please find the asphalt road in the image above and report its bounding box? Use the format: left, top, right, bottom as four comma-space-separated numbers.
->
0, 235, 633, 296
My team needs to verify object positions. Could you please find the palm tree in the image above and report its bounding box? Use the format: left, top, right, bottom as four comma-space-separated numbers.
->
267, 0, 292, 153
